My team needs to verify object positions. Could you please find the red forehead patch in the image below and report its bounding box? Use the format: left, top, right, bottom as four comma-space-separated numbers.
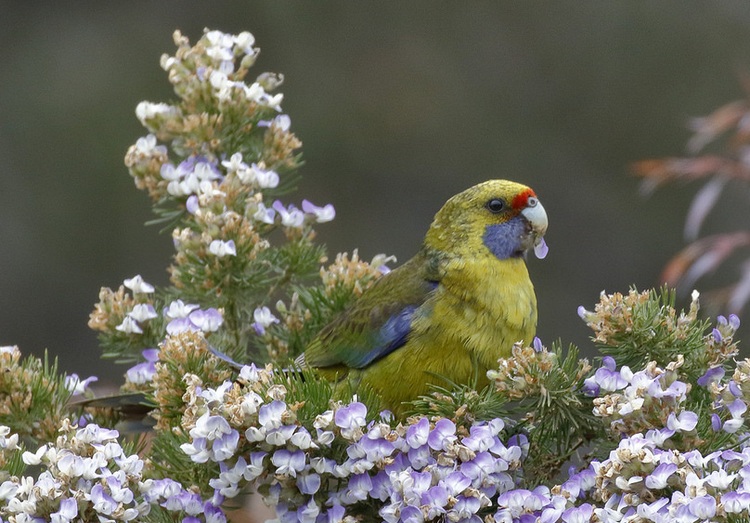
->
511, 188, 536, 210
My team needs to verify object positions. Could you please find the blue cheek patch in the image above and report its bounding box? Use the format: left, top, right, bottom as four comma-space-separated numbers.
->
483, 217, 525, 260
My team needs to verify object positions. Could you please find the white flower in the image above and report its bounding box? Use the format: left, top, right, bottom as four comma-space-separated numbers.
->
163, 299, 199, 319
253, 202, 276, 224
253, 306, 279, 328
263, 92, 284, 111
64, 373, 98, 395
251, 163, 279, 189
233, 31, 256, 53
135, 101, 179, 126
116, 316, 143, 334
221, 152, 248, 174
302, 200, 336, 223
128, 304, 158, 322
123, 275, 154, 294
22, 444, 48, 466
209, 239, 237, 257
132, 134, 165, 156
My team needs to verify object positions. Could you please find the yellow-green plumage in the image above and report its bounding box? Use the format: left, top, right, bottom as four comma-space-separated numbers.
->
300, 180, 548, 415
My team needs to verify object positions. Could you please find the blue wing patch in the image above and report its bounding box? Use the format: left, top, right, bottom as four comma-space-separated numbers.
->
348, 305, 417, 368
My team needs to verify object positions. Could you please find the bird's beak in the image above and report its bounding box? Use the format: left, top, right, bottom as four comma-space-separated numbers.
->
521, 197, 548, 237
520, 197, 548, 258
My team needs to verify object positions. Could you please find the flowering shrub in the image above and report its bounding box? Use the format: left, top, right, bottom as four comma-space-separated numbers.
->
3, 27, 750, 523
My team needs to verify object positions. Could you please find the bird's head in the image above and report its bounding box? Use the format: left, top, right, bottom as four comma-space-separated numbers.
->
425, 179, 548, 261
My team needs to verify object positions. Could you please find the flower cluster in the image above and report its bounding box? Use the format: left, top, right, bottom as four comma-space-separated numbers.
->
577, 288, 704, 356
584, 356, 697, 439
0, 420, 224, 523
112, 28, 355, 369
177, 366, 532, 523
319, 250, 397, 298
584, 430, 750, 522
0, 346, 72, 445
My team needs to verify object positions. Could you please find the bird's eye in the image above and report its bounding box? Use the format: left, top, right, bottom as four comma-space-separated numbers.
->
485, 199, 505, 213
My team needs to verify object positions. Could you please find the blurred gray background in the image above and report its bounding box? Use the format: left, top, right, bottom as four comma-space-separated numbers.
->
2, 2, 750, 384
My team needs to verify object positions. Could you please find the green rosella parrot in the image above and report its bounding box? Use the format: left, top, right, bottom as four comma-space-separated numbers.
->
297, 179, 548, 415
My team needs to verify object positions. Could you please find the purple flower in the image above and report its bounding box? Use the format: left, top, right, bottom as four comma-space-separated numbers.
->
186, 194, 199, 214
722, 492, 750, 513
50, 497, 78, 523
407, 444, 433, 470
586, 357, 627, 395
561, 503, 593, 523
421, 485, 449, 519
251, 163, 280, 189
360, 433, 395, 462
406, 417, 430, 448
326, 505, 346, 523
296, 473, 321, 495
440, 471, 471, 496
302, 199, 336, 223
649, 379, 687, 399
204, 501, 227, 523
253, 202, 276, 224
212, 429, 240, 461
126, 349, 159, 384
688, 495, 716, 519
370, 471, 392, 502
271, 449, 306, 477
258, 114, 292, 131
462, 425, 495, 452
645, 463, 677, 489
245, 452, 267, 479
297, 498, 320, 523
452, 496, 481, 521
666, 411, 698, 432
258, 400, 287, 430
190, 412, 233, 440
461, 452, 497, 483
428, 418, 456, 451
698, 366, 725, 387
730, 380, 743, 397
189, 308, 223, 332
166, 317, 198, 335
116, 316, 143, 334
497, 489, 530, 513
728, 398, 748, 419
91, 483, 118, 516
346, 473, 372, 502
273, 200, 304, 228
335, 402, 367, 437
400, 505, 424, 523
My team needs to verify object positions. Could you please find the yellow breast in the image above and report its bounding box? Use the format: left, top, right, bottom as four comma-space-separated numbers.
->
354, 255, 536, 415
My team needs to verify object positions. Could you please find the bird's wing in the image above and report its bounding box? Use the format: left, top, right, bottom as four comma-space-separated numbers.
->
302, 252, 438, 369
